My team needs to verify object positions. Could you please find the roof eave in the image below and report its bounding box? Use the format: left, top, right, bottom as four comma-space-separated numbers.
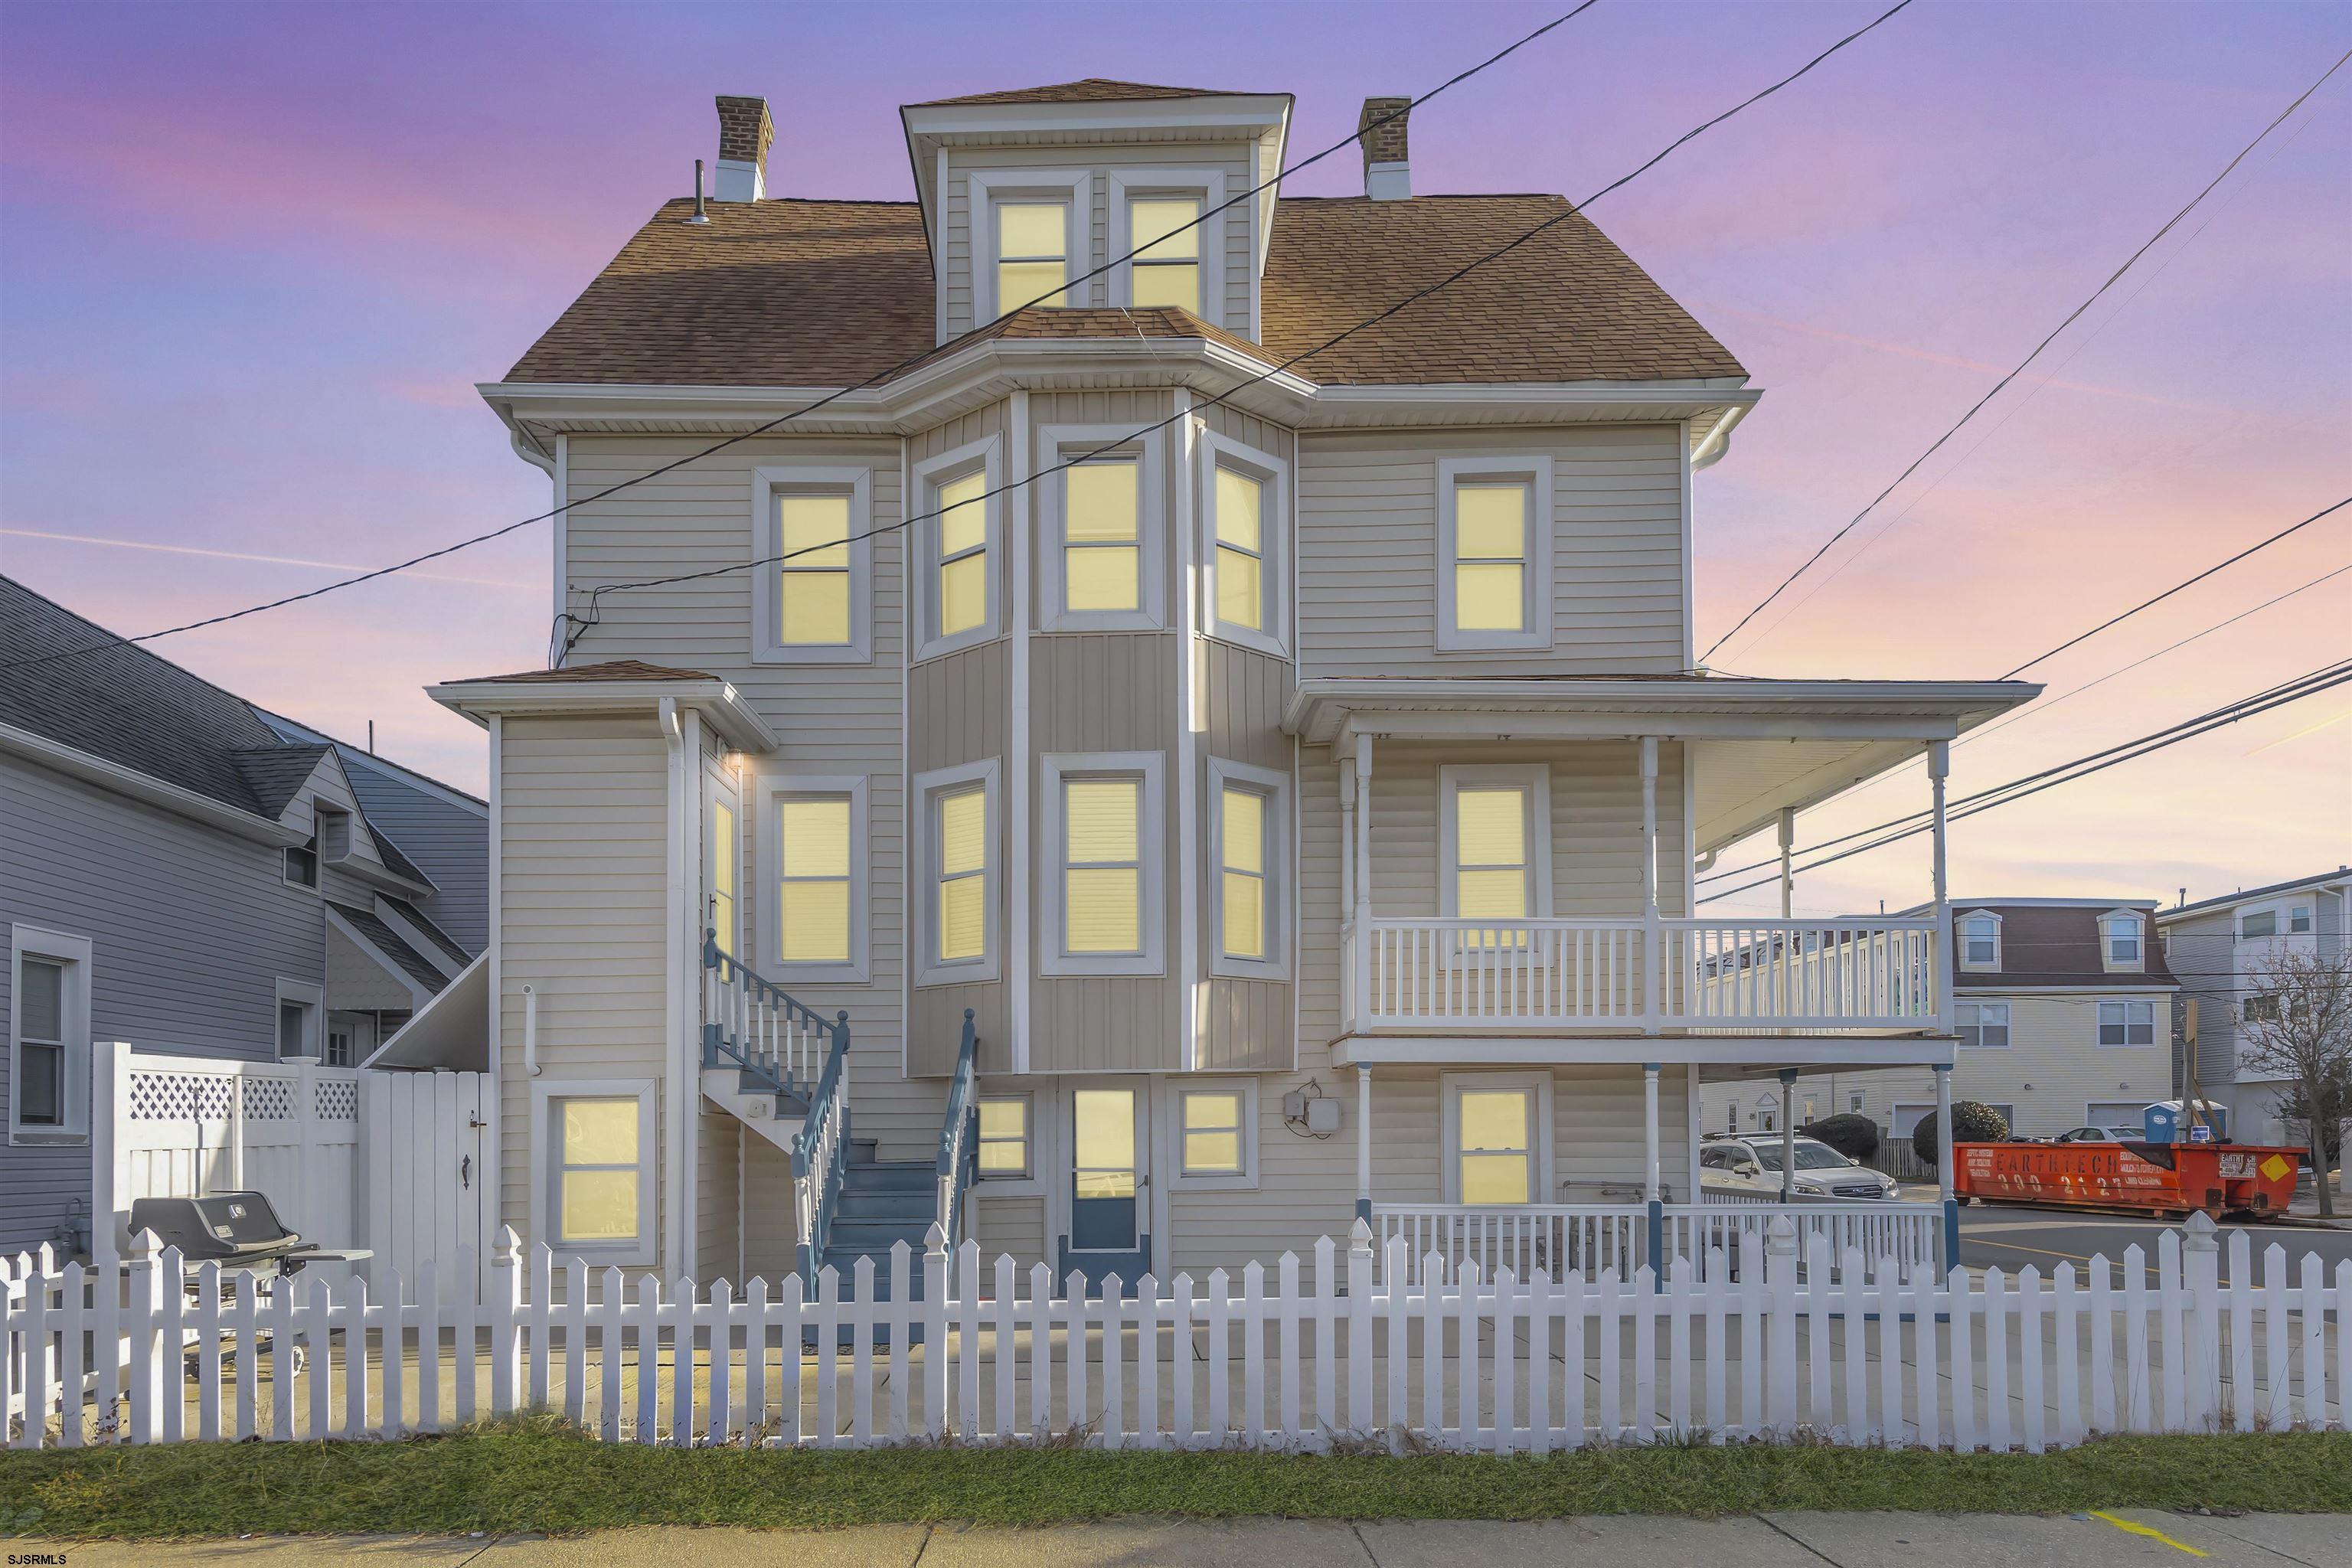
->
0, 720, 305, 847
427, 677, 779, 754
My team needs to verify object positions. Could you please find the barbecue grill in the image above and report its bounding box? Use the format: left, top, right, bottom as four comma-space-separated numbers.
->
128, 1191, 372, 1279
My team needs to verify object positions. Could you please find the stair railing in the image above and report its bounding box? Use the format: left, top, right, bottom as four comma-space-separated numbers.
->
933, 1010, 981, 1291
792, 1010, 853, 1287
703, 929, 834, 1097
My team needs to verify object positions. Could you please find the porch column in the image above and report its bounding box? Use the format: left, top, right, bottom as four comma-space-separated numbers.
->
1338, 753, 1357, 1028
1777, 805, 1796, 919
1935, 1061, 1959, 1272
1929, 740, 1952, 1035
1778, 1067, 1798, 1204
1353, 732, 1374, 1031
1644, 1062, 1664, 1288
1355, 1065, 1373, 1221
1639, 736, 1661, 1035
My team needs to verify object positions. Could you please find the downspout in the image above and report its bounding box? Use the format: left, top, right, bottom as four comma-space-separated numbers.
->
659, 697, 693, 1286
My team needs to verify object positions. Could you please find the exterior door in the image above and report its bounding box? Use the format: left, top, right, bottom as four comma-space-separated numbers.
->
1061, 1084, 1149, 1295
705, 764, 741, 958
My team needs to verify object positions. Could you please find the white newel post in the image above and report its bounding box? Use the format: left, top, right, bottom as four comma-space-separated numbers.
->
1778, 1068, 1798, 1204
2180, 1211, 2221, 1429
1355, 1065, 1373, 1223
1642, 1065, 1661, 1202
1338, 753, 1357, 1027
1639, 735, 1660, 1034
92, 1041, 131, 1270
1352, 732, 1373, 1032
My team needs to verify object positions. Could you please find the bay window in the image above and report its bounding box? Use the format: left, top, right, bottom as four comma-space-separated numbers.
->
1200, 431, 1287, 655
912, 437, 1001, 659
1207, 757, 1288, 978
914, 759, 1000, 985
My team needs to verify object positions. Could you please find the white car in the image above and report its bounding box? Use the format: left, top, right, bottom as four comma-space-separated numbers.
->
1699, 1135, 1899, 1200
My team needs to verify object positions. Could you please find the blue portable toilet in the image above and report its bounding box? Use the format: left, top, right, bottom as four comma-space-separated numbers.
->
2145, 1099, 2227, 1144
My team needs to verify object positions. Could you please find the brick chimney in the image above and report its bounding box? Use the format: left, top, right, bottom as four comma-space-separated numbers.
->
714, 96, 773, 202
1358, 96, 1411, 201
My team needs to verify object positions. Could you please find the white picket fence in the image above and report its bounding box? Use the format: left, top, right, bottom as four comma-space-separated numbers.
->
6, 1216, 2346, 1452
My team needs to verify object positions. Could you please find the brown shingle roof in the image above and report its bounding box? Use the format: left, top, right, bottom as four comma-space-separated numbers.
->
444, 660, 720, 685
505, 200, 934, 387
903, 304, 1272, 377
1953, 904, 2180, 990
501, 194, 1744, 389
910, 79, 1243, 107
1262, 196, 1743, 384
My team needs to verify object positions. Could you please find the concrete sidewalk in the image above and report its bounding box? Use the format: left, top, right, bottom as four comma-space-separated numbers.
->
25, 1513, 2351, 1566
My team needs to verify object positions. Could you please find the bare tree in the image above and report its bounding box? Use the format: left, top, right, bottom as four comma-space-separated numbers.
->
2241, 946, 2352, 1218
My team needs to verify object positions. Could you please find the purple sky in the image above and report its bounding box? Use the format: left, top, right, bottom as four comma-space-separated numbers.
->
3, 1, 2347, 916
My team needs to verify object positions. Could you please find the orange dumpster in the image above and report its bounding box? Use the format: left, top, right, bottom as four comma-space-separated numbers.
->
1955, 1141, 2302, 1220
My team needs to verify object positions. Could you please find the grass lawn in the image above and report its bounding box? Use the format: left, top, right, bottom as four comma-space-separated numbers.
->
5, 1421, 2348, 1538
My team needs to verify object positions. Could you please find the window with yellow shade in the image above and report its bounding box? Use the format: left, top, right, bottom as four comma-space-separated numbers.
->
1214, 466, 1265, 632
778, 795, 852, 965
1455, 1086, 1534, 1206
995, 200, 1070, 313
1443, 766, 1547, 952
936, 786, 987, 965
1219, 786, 1266, 962
1063, 777, 1141, 955
935, 468, 990, 642
977, 1095, 1030, 1179
1127, 196, 1200, 314
776, 492, 852, 647
708, 800, 737, 955
1063, 459, 1141, 614
554, 1096, 643, 1245
1180, 1089, 1245, 1178
1452, 482, 1530, 632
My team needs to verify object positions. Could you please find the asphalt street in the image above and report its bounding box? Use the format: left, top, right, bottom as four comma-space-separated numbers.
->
1955, 1202, 2352, 1285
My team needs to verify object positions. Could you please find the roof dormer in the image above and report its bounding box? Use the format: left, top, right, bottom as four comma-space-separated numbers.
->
900, 80, 1292, 343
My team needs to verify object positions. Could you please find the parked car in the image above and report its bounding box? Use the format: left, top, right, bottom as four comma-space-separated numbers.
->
2049, 1125, 2146, 1145
1698, 1135, 1900, 1199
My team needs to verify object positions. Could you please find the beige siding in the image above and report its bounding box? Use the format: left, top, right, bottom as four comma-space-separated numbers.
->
908, 639, 1011, 1076
565, 430, 934, 1161
1297, 424, 1687, 676
941, 144, 1257, 339
495, 715, 671, 1251
742, 1134, 799, 1282
697, 1106, 740, 1280
972, 1194, 1047, 1274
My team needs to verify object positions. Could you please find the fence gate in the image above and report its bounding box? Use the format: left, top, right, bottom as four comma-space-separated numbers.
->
363, 1070, 494, 1303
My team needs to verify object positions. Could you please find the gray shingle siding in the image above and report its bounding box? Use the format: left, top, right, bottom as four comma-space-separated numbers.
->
2, 753, 325, 1254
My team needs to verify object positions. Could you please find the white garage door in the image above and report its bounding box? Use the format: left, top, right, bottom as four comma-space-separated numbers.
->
2087, 1100, 2150, 1130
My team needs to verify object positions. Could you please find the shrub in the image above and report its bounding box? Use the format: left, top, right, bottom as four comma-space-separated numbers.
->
1911, 1099, 2011, 1167
1802, 1112, 1880, 1161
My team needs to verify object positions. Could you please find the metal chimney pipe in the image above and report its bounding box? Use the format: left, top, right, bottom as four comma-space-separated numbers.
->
686, 159, 711, 225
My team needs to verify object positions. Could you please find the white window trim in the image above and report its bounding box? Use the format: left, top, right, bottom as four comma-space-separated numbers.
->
759, 773, 871, 985
913, 758, 1001, 986
1039, 750, 1167, 978
2099, 909, 2147, 972
531, 1077, 658, 1269
1438, 763, 1554, 920
1956, 999, 2011, 1048
11, 924, 92, 1145
1440, 1070, 1555, 1206
1435, 454, 1554, 652
1958, 910, 2004, 972
1035, 423, 1166, 633
750, 463, 874, 665
1205, 756, 1289, 980
970, 168, 1091, 321
909, 435, 1004, 662
273, 977, 324, 1061
2098, 998, 2157, 1048
1171, 1077, 1259, 1191
975, 1089, 1039, 1191
1197, 430, 1289, 657
1106, 168, 1229, 327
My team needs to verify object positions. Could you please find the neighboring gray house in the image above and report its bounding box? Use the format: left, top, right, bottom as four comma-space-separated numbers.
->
2158, 870, 2351, 1148
0, 577, 486, 1254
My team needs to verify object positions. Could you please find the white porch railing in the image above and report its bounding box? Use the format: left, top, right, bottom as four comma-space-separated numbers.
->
1372, 1200, 1944, 1285
1350, 916, 1939, 1034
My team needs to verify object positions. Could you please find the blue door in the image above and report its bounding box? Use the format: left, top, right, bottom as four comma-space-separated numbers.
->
1060, 1086, 1149, 1296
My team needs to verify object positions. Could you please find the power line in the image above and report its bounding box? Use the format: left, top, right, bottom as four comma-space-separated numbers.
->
0, 6, 1601, 677
1997, 498, 2350, 678
1697, 549, 2352, 887
554, 0, 1916, 655
1697, 659, 2352, 903
1699, 47, 2352, 668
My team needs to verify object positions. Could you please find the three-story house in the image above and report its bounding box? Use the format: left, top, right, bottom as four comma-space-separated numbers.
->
433, 81, 2036, 1293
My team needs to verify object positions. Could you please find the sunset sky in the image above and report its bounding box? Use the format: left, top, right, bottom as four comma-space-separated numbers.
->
2, 0, 2346, 917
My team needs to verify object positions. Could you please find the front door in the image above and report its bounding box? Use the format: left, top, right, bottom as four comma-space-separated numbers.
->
1061, 1084, 1150, 1295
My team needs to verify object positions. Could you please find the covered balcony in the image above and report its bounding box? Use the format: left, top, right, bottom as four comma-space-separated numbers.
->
1284, 674, 2035, 1060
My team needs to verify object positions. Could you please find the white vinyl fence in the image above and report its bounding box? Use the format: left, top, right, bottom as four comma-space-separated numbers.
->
8, 1215, 2346, 1452
90, 1043, 491, 1301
